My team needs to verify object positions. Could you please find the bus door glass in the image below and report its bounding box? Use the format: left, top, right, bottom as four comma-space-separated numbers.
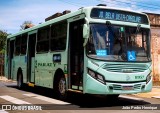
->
27, 34, 36, 83
69, 19, 84, 90
7, 39, 15, 79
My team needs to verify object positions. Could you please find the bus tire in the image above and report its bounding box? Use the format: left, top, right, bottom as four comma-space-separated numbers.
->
17, 72, 23, 89
54, 74, 67, 100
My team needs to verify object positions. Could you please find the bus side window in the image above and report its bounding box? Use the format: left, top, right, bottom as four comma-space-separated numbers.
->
21, 34, 27, 55
37, 27, 50, 53
15, 36, 21, 55
51, 22, 67, 51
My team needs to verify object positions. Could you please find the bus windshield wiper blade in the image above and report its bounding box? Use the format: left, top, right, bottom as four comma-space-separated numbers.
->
135, 24, 141, 37
105, 21, 115, 37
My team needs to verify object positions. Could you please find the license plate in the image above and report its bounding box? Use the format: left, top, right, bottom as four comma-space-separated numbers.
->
123, 86, 134, 90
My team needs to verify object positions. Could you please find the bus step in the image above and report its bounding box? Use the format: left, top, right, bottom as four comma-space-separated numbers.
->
67, 89, 83, 93
27, 82, 35, 87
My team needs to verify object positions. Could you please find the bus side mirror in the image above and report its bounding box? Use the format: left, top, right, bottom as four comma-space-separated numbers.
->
83, 24, 89, 39
83, 24, 89, 46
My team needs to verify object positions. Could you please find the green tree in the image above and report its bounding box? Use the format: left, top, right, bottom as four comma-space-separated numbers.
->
0, 30, 8, 52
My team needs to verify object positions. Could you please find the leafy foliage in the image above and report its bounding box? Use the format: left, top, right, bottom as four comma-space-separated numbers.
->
0, 30, 8, 52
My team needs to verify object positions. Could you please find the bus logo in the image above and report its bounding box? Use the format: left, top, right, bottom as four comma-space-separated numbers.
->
126, 75, 130, 81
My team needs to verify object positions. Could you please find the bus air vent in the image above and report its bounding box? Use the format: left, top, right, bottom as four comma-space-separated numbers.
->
134, 84, 141, 89
113, 84, 122, 90
45, 10, 71, 21
103, 64, 148, 73
97, 4, 107, 6
112, 84, 142, 90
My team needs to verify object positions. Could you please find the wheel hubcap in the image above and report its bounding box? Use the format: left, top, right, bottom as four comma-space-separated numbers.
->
58, 78, 66, 95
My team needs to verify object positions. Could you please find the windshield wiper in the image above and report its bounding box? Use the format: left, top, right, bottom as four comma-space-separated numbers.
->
105, 21, 115, 37
135, 24, 141, 37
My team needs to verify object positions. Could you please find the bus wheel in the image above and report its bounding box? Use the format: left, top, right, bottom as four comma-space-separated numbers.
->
17, 72, 23, 89
54, 75, 67, 100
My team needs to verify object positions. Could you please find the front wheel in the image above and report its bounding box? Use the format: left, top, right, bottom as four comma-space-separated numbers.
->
54, 75, 67, 100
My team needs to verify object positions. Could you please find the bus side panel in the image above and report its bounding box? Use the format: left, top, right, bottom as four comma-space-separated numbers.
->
12, 56, 27, 82
35, 52, 67, 89
19, 55, 27, 83
5, 39, 15, 79
51, 52, 68, 89
35, 53, 53, 88
11, 59, 15, 80
31, 57, 35, 83
12, 56, 19, 81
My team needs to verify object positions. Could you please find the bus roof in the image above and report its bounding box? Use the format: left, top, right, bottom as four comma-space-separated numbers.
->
7, 8, 83, 39
7, 6, 149, 39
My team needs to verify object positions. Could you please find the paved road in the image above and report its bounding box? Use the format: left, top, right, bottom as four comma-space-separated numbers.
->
0, 81, 160, 113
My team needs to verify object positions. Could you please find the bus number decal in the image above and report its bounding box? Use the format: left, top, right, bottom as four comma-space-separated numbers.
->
135, 75, 144, 79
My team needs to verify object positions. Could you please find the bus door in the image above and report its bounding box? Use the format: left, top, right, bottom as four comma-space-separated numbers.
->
8, 39, 15, 79
68, 19, 84, 90
27, 33, 36, 83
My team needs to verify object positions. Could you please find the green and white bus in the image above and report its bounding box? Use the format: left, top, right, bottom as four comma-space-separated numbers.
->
5, 5, 152, 99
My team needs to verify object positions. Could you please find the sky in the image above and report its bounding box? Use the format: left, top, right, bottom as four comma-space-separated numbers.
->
0, 0, 160, 34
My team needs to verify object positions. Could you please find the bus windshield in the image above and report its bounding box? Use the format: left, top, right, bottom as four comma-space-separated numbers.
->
87, 24, 151, 62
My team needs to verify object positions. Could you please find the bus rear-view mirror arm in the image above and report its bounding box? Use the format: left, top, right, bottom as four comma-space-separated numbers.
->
83, 18, 89, 46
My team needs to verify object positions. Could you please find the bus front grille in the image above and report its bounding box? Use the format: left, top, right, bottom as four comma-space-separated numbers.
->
113, 84, 122, 90
103, 64, 148, 73
112, 84, 142, 90
134, 84, 141, 89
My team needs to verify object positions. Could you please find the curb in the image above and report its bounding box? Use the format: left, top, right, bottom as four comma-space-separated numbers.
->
153, 86, 160, 88
0, 76, 16, 82
133, 87, 160, 99
152, 96, 160, 99
0, 76, 8, 81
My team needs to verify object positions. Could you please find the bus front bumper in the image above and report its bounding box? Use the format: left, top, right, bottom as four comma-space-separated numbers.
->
84, 74, 152, 95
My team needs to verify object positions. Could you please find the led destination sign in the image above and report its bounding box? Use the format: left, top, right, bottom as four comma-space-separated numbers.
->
91, 8, 149, 24
99, 11, 141, 23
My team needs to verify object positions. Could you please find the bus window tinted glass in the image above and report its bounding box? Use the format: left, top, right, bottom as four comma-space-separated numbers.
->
87, 24, 151, 62
37, 27, 50, 53
15, 36, 21, 55
21, 34, 27, 55
51, 22, 67, 51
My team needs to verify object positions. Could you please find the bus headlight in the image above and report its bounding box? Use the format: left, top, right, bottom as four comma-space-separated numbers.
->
146, 73, 151, 84
88, 69, 96, 78
97, 74, 106, 84
88, 68, 106, 85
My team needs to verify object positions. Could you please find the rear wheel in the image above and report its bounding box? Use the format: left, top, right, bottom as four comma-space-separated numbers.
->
54, 74, 67, 100
17, 72, 23, 89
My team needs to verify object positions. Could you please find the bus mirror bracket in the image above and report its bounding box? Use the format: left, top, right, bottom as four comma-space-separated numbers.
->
83, 18, 89, 46
83, 24, 89, 39
83, 24, 89, 46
